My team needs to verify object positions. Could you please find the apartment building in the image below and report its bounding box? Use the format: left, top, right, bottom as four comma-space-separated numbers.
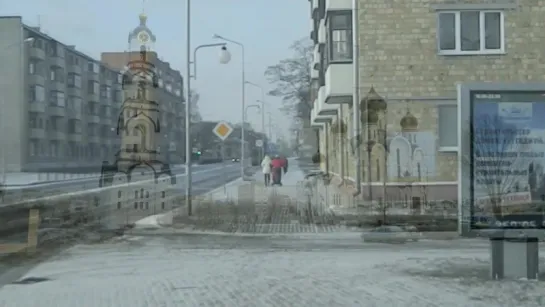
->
308, 0, 545, 208
0, 16, 124, 173
101, 14, 185, 166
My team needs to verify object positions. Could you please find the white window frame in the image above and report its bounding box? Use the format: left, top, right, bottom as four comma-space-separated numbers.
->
437, 10, 505, 56
437, 104, 458, 152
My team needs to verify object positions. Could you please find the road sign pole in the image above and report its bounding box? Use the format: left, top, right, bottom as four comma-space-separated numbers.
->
222, 141, 227, 194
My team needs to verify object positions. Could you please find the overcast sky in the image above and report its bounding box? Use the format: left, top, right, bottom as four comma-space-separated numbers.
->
1, 0, 309, 141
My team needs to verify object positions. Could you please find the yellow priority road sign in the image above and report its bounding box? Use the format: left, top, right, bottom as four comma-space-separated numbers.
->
213, 121, 233, 141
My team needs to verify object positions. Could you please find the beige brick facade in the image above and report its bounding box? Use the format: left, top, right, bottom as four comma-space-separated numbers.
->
320, 0, 545, 204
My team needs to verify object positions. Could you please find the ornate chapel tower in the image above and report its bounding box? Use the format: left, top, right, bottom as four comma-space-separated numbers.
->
98, 12, 175, 228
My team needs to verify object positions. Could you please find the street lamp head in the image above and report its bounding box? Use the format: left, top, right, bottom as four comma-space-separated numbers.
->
219, 46, 231, 64
23, 38, 34, 43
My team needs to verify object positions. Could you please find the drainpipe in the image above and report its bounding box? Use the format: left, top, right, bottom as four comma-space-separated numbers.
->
325, 122, 330, 176
339, 108, 344, 181
352, 0, 362, 197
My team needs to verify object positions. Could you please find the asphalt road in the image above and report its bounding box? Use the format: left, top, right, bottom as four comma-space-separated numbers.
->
2, 162, 250, 204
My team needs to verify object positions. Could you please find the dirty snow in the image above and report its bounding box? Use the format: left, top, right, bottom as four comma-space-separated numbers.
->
1, 235, 545, 306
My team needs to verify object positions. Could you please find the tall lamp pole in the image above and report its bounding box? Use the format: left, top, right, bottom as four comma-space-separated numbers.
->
185, 1, 231, 215
213, 34, 245, 179
246, 81, 266, 158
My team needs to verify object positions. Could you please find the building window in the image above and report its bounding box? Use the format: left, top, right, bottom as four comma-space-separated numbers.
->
49, 91, 65, 107
49, 141, 59, 157
67, 73, 81, 88
88, 62, 99, 73
50, 67, 65, 83
29, 85, 45, 102
88, 80, 99, 94
438, 105, 458, 150
67, 119, 81, 134
327, 11, 352, 62
438, 11, 504, 55
67, 96, 82, 114
100, 85, 112, 99
48, 42, 65, 58
29, 140, 38, 156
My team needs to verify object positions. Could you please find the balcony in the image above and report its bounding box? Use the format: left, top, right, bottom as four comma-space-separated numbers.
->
48, 106, 66, 117
87, 114, 101, 123
67, 86, 82, 97
312, 0, 319, 14
310, 62, 318, 79
310, 19, 315, 40
325, 63, 353, 104
310, 107, 327, 128
48, 130, 66, 140
88, 92, 100, 103
67, 64, 82, 74
29, 128, 45, 138
28, 74, 45, 86
318, 19, 326, 45
29, 47, 45, 60
66, 108, 82, 120
88, 135, 101, 143
50, 80, 65, 92
67, 133, 83, 142
312, 44, 320, 70
325, 0, 352, 12
29, 103, 46, 113
316, 86, 339, 116
50, 56, 66, 68
87, 71, 99, 82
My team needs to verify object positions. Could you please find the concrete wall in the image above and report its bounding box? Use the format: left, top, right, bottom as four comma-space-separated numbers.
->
0, 17, 25, 172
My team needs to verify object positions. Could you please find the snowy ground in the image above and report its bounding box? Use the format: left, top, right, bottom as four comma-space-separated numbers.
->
1, 235, 545, 306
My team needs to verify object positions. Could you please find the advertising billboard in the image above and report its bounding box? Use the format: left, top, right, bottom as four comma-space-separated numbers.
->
462, 85, 545, 231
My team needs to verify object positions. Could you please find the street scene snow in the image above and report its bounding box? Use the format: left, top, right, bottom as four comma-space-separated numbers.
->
1, 235, 545, 306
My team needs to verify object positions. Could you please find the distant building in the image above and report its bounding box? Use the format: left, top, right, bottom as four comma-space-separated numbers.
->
0, 16, 123, 173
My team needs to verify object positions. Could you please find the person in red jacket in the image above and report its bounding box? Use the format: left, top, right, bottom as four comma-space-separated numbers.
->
270, 155, 285, 186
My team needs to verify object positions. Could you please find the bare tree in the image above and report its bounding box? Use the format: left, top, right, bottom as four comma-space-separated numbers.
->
464, 114, 531, 218
264, 37, 313, 118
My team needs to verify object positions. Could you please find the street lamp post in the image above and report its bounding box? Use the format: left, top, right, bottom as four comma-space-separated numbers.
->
245, 104, 261, 122
246, 81, 266, 159
213, 34, 246, 179
266, 111, 273, 141
1, 37, 34, 185
185, 1, 231, 216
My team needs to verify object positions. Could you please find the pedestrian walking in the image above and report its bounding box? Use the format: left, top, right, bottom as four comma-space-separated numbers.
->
270, 155, 286, 186
261, 154, 272, 186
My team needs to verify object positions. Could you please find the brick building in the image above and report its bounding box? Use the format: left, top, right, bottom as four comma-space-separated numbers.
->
308, 0, 545, 209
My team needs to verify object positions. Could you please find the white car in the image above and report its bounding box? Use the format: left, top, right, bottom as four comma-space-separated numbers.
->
361, 226, 417, 243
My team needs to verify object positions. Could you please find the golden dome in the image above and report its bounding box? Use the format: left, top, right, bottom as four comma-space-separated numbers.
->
361, 109, 379, 124
400, 111, 418, 130
139, 13, 147, 23
364, 87, 387, 111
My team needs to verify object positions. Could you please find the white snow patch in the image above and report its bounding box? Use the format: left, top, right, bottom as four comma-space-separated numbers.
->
1, 239, 545, 306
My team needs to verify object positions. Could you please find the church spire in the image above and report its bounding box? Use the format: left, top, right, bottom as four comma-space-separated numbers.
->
139, 0, 147, 25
